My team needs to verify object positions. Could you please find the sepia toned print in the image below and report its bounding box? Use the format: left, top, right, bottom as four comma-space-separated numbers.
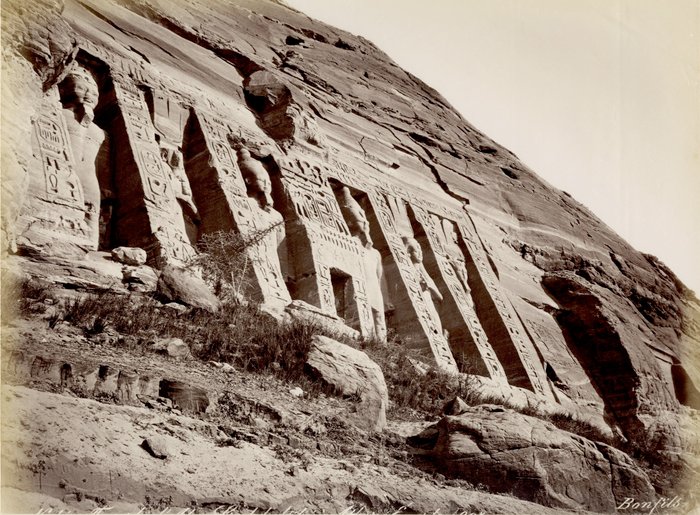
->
1, 1, 697, 513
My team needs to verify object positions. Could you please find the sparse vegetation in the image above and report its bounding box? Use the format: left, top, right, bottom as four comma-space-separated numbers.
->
358, 336, 480, 417
1, 274, 52, 324
53, 289, 485, 418
57, 293, 328, 382
188, 225, 282, 302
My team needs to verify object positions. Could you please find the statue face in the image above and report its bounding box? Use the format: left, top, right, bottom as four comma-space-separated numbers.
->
61, 73, 99, 108
73, 77, 99, 109
405, 237, 423, 263
59, 69, 99, 125
250, 175, 272, 209
259, 175, 272, 195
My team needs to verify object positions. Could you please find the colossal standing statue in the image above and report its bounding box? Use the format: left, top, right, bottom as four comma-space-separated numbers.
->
403, 235, 444, 336
337, 186, 390, 341
159, 140, 199, 242
236, 146, 274, 211
58, 65, 106, 248
233, 143, 288, 296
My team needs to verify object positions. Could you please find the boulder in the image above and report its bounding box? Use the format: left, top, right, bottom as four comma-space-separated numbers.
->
305, 335, 388, 432
156, 265, 220, 312
111, 247, 147, 266
141, 436, 169, 459
122, 265, 158, 292
408, 405, 655, 512
152, 337, 191, 359
284, 300, 359, 340
442, 396, 469, 416
289, 387, 304, 398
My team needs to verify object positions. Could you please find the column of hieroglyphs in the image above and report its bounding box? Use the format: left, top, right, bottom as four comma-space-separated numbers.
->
367, 190, 458, 372
186, 109, 291, 307
149, 90, 199, 245
412, 205, 508, 382
458, 213, 552, 398
110, 71, 195, 264
274, 155, 374, 336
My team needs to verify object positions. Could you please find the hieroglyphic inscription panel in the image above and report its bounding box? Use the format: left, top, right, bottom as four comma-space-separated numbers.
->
413, 206, 507, 381
275, 156, 374, 334
458, 214, 551, 398
32, 108, 83, 208
26, 104, 93, 245
112, 74, 195, 263
368, 191, 458, 372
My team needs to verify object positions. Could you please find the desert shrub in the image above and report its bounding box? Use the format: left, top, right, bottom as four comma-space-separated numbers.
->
188, 225, 282, 302
61, 293, 170, 336
359, 337, 480, 415
245, 318, 321, 377
1, 274, 53, 324
59, 290, 326, 387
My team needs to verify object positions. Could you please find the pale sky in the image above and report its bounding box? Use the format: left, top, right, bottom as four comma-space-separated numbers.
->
286, 0, 700, 294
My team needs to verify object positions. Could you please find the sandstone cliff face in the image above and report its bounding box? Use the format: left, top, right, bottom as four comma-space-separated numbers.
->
2, 0, 698, 485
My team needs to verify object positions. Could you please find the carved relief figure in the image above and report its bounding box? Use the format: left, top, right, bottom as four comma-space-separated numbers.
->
403, 235, 444, 337
159, 139, 199, 242
337, 185, 371, 243
58, 65, 107, 247
149, 93, 200, 244
337, 186, 390, 340
442, 219, 473, 306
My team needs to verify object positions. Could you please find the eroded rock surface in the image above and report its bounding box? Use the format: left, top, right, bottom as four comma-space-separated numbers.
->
409, 405, 656, 512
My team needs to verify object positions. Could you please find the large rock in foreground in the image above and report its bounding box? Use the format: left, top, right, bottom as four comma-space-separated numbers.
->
408, 405, 655, 512
156, 265, 220, 313
305, 335, 388, 432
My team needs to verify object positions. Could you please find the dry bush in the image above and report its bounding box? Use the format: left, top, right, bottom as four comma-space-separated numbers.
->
359, 337, 480, 416
1, 275, 52, 324
61, 293, 170, 336
188, 225, 282, 302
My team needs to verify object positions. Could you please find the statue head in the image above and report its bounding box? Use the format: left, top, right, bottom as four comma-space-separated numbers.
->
402, 236, 423, 264
58, 66, 99, 127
